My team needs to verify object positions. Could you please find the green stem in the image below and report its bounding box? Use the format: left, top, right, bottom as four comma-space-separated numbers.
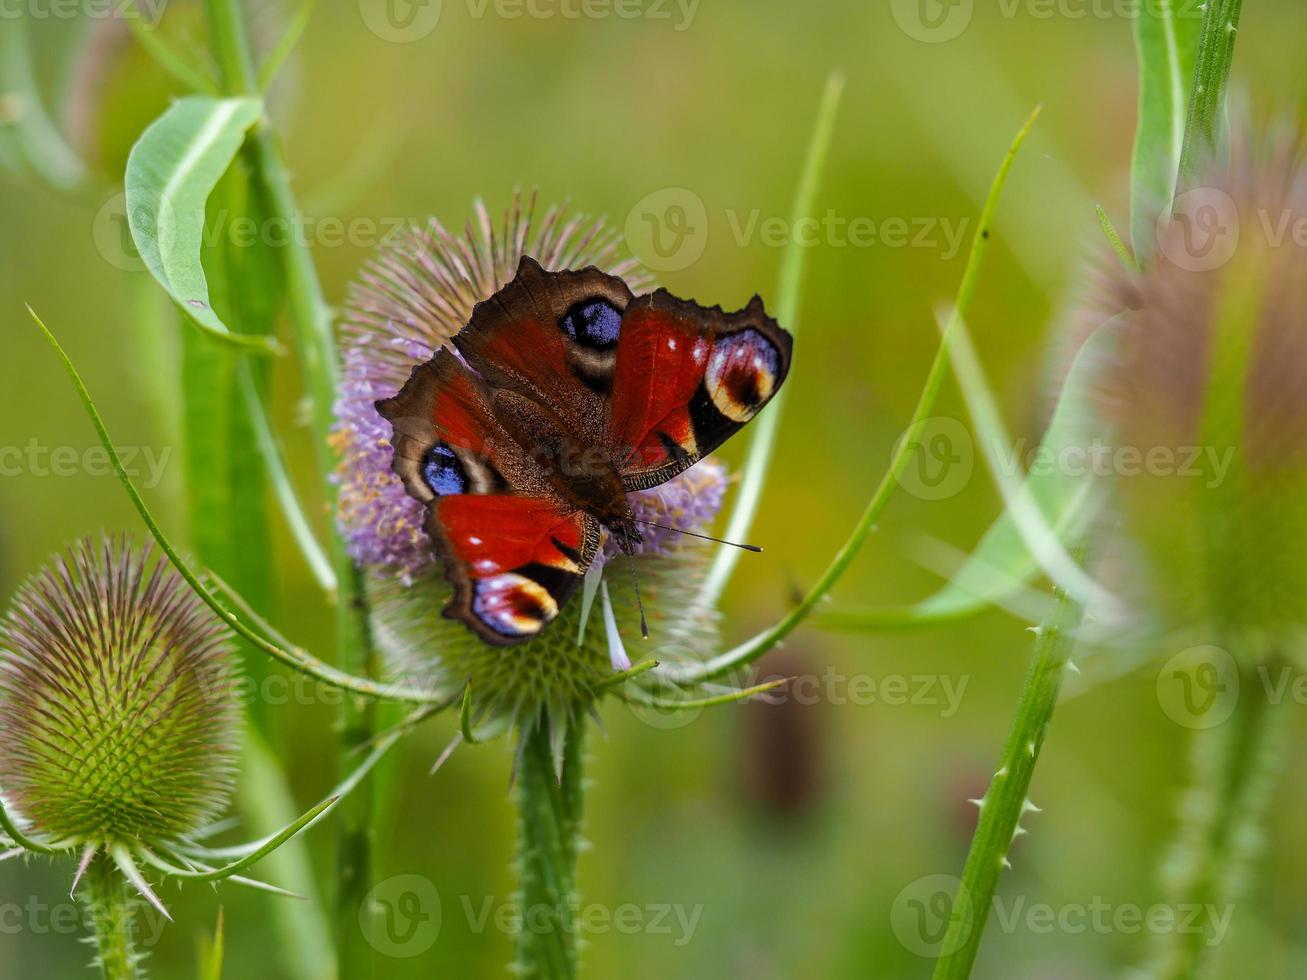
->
930, 577, 1084, 980
1149, 656, 1286, 980
1177, 0, 1244, 179
85, 856, 140, 980
514, 720, 587, 979
204, 0, 379, 974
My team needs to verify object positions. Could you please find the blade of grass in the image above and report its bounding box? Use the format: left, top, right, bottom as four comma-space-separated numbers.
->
696, 71, 844, 610
238, 364, 337, 594
257, 0, 316, 92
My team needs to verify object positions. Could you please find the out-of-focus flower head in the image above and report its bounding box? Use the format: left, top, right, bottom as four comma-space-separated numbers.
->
1094, 131, 1307, 657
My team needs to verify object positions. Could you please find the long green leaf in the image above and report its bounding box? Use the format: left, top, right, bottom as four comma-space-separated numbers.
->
1129, 0, 1202, 258
125, 96, 281, 353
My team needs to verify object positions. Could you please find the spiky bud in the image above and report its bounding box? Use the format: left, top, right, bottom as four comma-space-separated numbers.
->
0, 537, 239, 846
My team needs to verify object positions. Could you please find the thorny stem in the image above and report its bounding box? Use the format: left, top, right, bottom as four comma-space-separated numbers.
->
514, 720, 587, 979
204, 1, 379, 975
84, 856, 140, 980
930, 575, 1084, 980
1149, 655, 1287, 980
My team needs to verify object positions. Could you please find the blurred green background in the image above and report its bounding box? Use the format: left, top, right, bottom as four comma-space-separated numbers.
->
4, 0, 1307, 977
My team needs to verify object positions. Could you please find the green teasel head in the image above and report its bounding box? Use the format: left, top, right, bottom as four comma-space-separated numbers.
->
0, 536, 240, 849
1097, 133, 1307, 656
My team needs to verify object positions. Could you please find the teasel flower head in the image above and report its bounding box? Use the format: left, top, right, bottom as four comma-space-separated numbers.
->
0, 534, 389, 946
1095, 131, 1307, 658
333, 193, 735, 746
0, 537, 239, 908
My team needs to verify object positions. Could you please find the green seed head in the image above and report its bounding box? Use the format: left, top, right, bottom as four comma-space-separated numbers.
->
0, 537, 240, 847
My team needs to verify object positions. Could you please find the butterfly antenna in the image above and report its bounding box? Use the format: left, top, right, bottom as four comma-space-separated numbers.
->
619, 527, 650, 639
629, 518, 762, 553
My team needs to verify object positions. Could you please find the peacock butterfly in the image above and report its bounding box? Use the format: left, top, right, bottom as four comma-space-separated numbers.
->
376, 256, 792, 645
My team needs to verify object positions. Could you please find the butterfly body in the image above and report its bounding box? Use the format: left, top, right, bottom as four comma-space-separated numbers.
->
376, 256, 791, 645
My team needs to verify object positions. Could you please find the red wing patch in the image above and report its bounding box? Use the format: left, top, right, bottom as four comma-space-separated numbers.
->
609, 291, 792, 490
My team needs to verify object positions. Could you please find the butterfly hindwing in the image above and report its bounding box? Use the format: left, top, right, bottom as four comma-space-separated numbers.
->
376, 349, 600, 645
610, 290, 792, 490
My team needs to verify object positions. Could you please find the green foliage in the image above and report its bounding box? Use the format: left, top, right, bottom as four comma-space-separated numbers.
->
1130, 0, 1202, 258
123, 96, 278, 352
